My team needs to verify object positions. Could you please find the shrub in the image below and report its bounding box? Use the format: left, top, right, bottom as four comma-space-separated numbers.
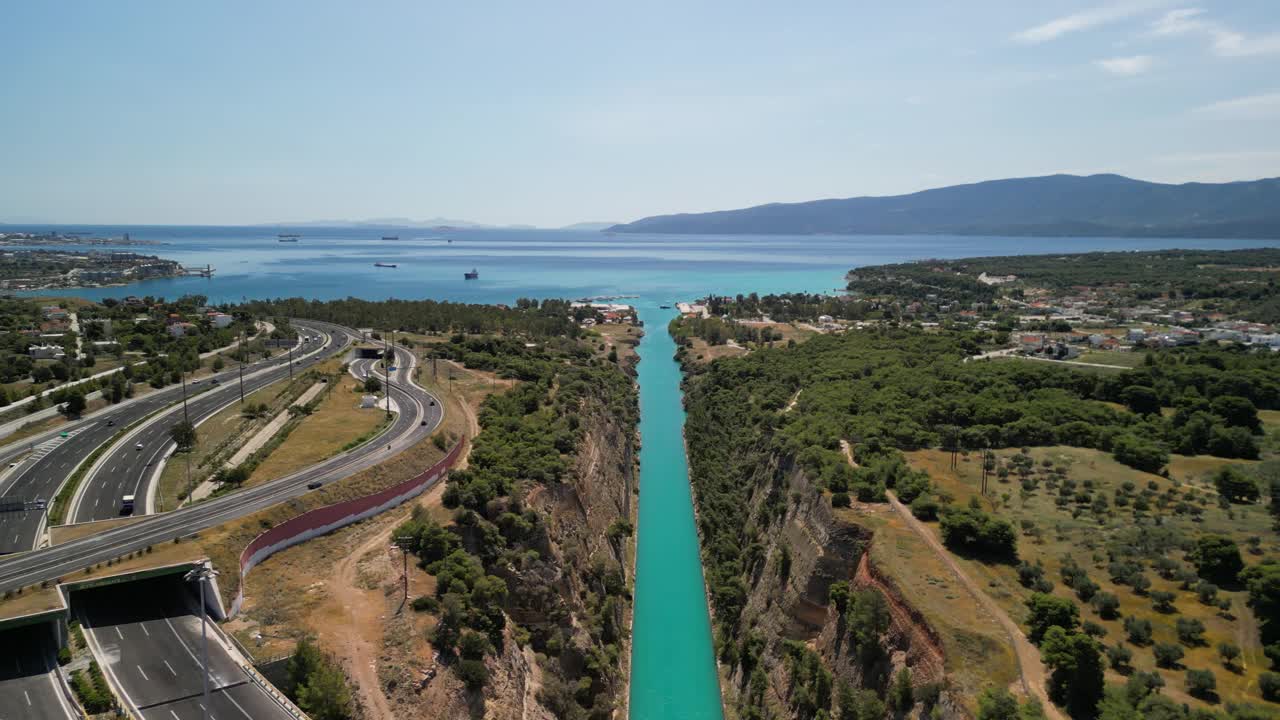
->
1106, 644, 1133, 671
1124, 617, 1154, 646
1259, 671, 1280, 701
1150, 590, 1177, 613
1176, 618, 1206, 647
831, 491, 851, 508
1185, 668, 1216, 699
410, 595, 439, 613
1218, 642, 1241, 668
1091, 592, 1121, 620
1154, 643, 1185, 669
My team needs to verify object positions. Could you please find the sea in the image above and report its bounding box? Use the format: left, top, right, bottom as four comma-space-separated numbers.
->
10, 224, 1280, 719
9, 224, 1280, 306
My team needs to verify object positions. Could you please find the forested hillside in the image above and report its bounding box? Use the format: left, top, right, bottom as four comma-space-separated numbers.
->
679, 321, 1280, 720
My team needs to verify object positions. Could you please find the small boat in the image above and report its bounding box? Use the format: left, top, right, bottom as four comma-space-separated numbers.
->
659, 304, 671, 309
447, 238, 453, 244
381, 235, 399, 240
464, 269, 479, 280
277, 233, 301, 241
374, 262, 398, 268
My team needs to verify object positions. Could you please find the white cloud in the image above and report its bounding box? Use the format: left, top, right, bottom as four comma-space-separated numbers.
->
1150, 7, 1206, 36
1095, 54, 1155, 75
1194, 91, 1280, 117
1149, 8, 1280, 56
1013, 1, 1164, 44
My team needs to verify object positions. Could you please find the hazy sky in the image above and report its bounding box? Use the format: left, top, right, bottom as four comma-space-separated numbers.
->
2, 1, 1278, 227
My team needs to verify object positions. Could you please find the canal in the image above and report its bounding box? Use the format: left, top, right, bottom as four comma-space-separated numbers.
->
628, 302, 724, 719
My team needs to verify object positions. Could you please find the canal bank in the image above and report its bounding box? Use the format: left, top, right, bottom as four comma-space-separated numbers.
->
628, 302, 724, 719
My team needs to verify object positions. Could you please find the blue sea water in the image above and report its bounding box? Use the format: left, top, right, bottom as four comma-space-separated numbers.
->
11, 224, 1279, 305
11, 224, 1279, 719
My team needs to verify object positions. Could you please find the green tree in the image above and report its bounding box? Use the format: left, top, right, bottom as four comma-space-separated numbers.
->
1040, 627, 1105, 719
298, 662, 353, 720
170, 420, 198, 451
1214, 466, 1261, 504
61, 393, 87, 417
978, 687, 1020, 720
1189, 535, 1244, 584
363, 376, 382, 393
889, 668, 914, 712
1025, 593, 1080, 644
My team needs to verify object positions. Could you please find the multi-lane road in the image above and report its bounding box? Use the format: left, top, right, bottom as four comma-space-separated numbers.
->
0, 336, 438, 592
70, 326, 340, 523
0, 622, 76, 720
0, 323, 443, 719
77, 573, 294, 720
0, 322, 339, 554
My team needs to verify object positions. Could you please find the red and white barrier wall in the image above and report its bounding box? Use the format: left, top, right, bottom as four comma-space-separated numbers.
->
229, 441, 464, 616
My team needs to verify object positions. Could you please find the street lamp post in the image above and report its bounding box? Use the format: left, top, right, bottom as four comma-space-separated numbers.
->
184, 564, 220, 720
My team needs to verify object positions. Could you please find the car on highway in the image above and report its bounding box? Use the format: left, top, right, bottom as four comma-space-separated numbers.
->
421, 419, 428, 426
212, 378, 220, 385
307, 480, 323, 489
107, 419, 115, 426
60, 431, 69, 438
135, 442, 144, 450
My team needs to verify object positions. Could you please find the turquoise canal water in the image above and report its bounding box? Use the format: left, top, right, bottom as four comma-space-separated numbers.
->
13, 224, 1280, 718
629, 302, 724, 719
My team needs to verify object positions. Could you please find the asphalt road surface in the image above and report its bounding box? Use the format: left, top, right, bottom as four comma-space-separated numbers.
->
71, 325, 343, 523
0, 322, 344, 554
0, 622, 75, 720
0, 338, 440, 594
76, 573, 293, 720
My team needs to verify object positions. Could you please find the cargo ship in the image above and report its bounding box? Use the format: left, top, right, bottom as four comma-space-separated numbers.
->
374, 262, 398, 268
277, 233, 301, 242
381, 235, 399, 240
464, 268, 479, 279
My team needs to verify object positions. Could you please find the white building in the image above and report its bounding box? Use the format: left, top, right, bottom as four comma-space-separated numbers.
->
28, 344, 66, 360
209, 313, 234, 329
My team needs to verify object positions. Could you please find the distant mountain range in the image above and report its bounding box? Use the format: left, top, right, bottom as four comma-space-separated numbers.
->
606, 174, 1280, 239
259, 218, 620, 232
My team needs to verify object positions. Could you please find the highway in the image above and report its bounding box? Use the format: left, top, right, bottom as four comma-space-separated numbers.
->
0, 322, 341, 554
70, 325, 342, 523
0, 623, 75, 720
76, 573, 292, 720
0, 337, 440, 594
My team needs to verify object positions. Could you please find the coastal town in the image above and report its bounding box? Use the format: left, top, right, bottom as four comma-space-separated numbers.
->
672, 249, 1280, 367
0, 248, 188, 291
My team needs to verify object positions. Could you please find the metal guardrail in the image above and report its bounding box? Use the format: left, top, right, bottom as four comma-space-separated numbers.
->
241, 663, 309, 719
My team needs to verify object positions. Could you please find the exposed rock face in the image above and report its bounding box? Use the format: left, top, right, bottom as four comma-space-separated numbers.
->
718, 460, 960, 719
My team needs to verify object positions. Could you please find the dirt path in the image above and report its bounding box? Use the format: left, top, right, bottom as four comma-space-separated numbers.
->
884, 488, 1064, 719
324, 480, 450, 720
842, 440, 1063, 719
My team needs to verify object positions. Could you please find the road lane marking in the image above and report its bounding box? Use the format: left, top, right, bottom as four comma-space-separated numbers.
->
171, 710, 182, 720
164, 659, 177, 676
223, 688, 253, 720
23, 690, 30, 705
141, 624, 150, 637
137, 664, 149, 681
116, 627, 123, 640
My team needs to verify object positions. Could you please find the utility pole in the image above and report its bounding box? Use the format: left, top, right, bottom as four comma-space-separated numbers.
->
238, 328, 246, 404
392, 536, 413, 611
383, 331, 393, 420
288, 340, 294, 380
184, 565, 219, 720
180, 366, 190, 427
